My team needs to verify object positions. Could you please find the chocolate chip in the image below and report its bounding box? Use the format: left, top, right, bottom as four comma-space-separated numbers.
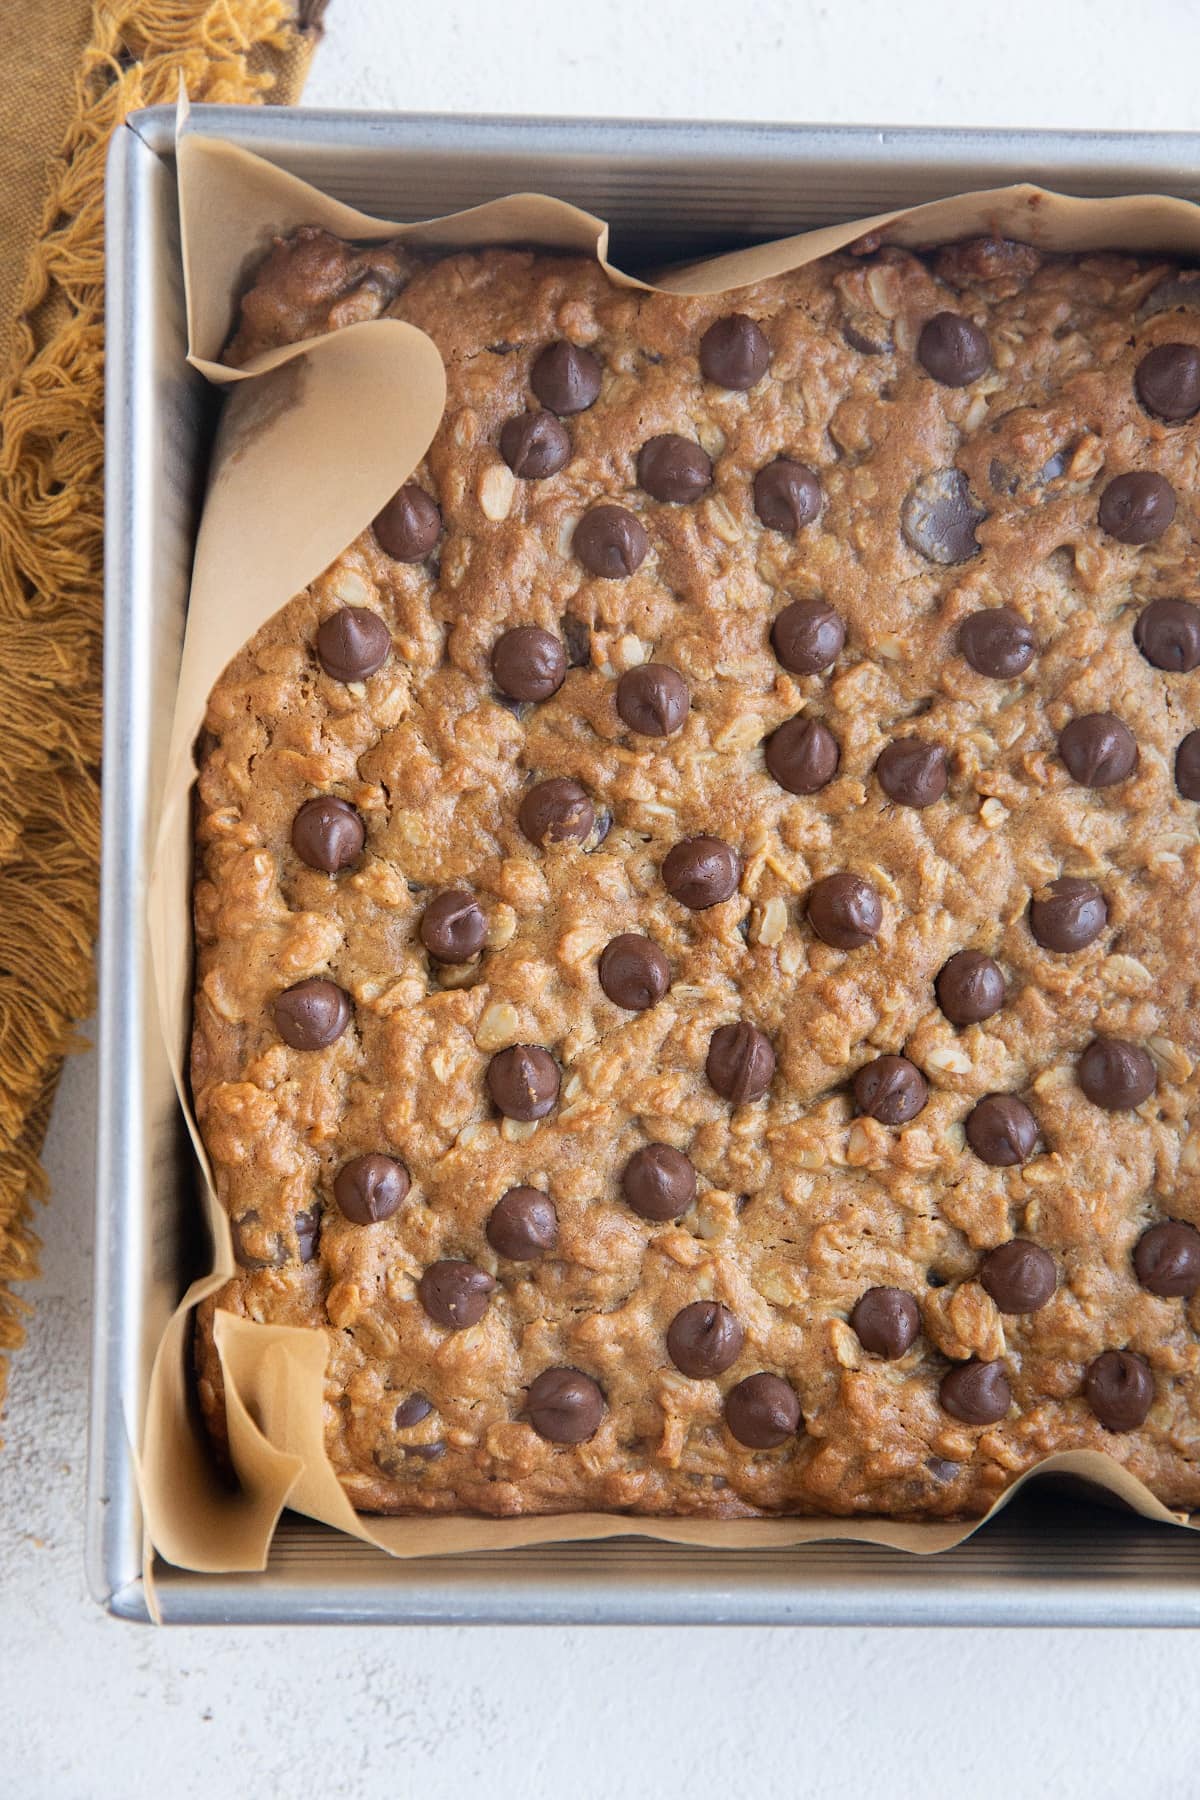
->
394, 1393, 433, 1429
271, 979, 352, 1051
764, 716, 840, 794
875, 738, 948, 808
560, 614, 591, 666
1134, 598, 1200, 671
1135, 342, 1200, 421
486, 1045, 560, 1121
724, 1373, 801, 1448
1058, 713, 1138, 788
1084, 1350, 1154, 1432
295, 1209, 321, 1262
916, 312, 991, 386
806, 872, 882, 949
420, 890, 487, 964
965, 1094, 1039, 1166
850, 1287, 921, 1359
500, 411, 571, 479
492, 626, 567, 701
958, 606, 1035, 678
637, 434, 713, 503
418, 1259, 495, 1330
621, 1143, 697, 1221
936, 950, 1006, 1024
615, 663, 690, 736
230, 1211, 285, 1270
573, 505, 648, 578
706, 1022, 775, 1104
315, 606, 391, 682
525, 1367, 605, 1442
980, 1240, 1057, 1314
853, 1055, 928, 1125
291, 797, 365, 873
334, 1153, 410, 1225
530, 341, 602, 415
598, 933, 671, 1011
1077, 1037, 1156, 1111
1134, 1220, 1200, 1297
1140, 273, 1200, 319
518, 778, 595, 847
939, 1359, 1011, 1425
1098, 471, 1176, 544
1028, 877, 1108, 954
771, 598, 846, 674
662, 835, 740, 909
753, 460, 822, 534
667, 1301, 745, 1379
373, 483, 442, 561
699, 313, 770, 389
486, 1186, 558, 1260
1176, 730, 1200, 799
901, 468, 985, 564
926, 1456, 959, 1482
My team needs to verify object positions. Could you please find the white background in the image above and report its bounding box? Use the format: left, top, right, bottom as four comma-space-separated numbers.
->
4, 1, 1200, 1793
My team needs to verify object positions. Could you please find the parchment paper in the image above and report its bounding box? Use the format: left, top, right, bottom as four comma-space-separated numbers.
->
142, 121, 1200, 1575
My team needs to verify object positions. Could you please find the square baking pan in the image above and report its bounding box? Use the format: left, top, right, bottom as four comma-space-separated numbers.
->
91, 103, 1200, 1625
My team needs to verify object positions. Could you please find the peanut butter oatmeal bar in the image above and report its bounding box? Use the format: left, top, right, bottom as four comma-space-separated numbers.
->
193, 230, 1200, 1518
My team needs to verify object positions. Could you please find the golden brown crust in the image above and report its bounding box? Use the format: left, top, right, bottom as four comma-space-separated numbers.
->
195, 236, 1200, 1519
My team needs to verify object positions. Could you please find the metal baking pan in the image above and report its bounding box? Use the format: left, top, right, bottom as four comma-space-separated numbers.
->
91, 104, 1200, 1625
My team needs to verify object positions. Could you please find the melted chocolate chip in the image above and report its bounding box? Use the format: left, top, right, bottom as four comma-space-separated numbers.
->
1084, 1350, 1154, 1432
939, 1359, 1011, 1425
917, 311, 992, 386
875, 738, 948, 808
850, 1287, 921, 1359
1135, 342, 1200, 422
373, 483, 442, 561
965, 1094, 1039, 1166
1058, 713, 1139, 788
492, 626, 567, 701
573, 505, 649, 578
806, 872, 882, 949
662, 836, 741, 909
980, 1240, 1057, 1314
724, 1373, 801, 1448
1029, 878, 1108, 953
315, 606, 391, 682
853, 1055, 928, 1126
1098, 471, 1176, 544
1134, 1220, 1200, 1297
393, 1393, 433, 1429
518, 778, 595, 847
230, 1212, 285, 1270
334, 1153, 410, 1225
525, 1367, 605, 1442
271, 979, 352, 1051
902, 468, 985, 564
418, 1260, 496, 1330
958, 606, 1035, 678
667, 1301, 745, 1379
420, 890, 487, 964
771, 598, 846, 674
294, 1209, 321, 1262
706, 1022, 775, 1104
1176, 731, 1200, 799
699, 313, 770, 389
765, 716, 839, 794
1134, 598, 1200, 671
1077, 1037, 1156, 1111
500, 411, 571, 479
560, 614, 591, 667
486, 1045, 560, 1121
936, 950, 1006, 1025
486, 1187, 558, 1260
291, 797, 365, 873
530, 341, 602, 414
637, 434, 713, 503
615, 663, 690, 736
598, 933, 671, 1011
621, 1143, 697, 1221
753, 460, 822, 534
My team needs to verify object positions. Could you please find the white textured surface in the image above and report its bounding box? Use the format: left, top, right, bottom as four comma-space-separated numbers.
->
5, 2, 1200, 1792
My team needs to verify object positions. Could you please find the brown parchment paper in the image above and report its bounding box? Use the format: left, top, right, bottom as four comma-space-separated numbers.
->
142, 123, 1200, 1575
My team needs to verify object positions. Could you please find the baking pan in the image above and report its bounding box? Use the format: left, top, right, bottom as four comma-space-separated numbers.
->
91, 103, 1200, 1625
